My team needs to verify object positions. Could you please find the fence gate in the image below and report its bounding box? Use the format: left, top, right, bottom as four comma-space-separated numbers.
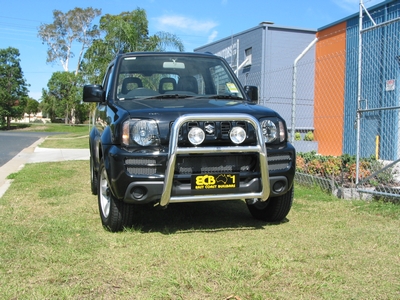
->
355, 1, 400, 199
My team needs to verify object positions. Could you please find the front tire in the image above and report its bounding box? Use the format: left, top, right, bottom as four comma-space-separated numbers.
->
247, 187, 294, 222
90, 156, 98, 195
98, 159, 134, 232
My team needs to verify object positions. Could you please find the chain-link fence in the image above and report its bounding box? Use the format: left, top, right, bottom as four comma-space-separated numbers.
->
262, 3, 400, 200
355, 6, 400, 200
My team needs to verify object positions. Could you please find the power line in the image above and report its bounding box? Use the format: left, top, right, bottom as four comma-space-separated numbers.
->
0, 15, 44, 24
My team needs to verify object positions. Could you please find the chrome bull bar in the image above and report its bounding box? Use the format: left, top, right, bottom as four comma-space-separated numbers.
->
159, 113, 270, 207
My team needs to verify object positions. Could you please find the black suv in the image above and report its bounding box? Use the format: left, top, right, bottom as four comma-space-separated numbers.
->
83, 52, 295, 232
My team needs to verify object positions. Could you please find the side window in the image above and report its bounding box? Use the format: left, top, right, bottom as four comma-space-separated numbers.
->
102, 64, 114, 99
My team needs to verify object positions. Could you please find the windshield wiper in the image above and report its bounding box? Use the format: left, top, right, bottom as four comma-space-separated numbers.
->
119, 94, 195, 101
194, 94, 244, 100
120, 94, 244, 101
150, 94, 195, 99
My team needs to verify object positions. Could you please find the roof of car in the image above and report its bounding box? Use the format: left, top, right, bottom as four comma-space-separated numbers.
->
120, 51, 215, 58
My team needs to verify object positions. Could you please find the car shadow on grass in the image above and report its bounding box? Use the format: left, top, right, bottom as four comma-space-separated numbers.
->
125, 200, 289, 234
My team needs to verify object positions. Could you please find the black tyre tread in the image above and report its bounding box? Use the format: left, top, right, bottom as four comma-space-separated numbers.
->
90, 156, 98, 195
265, 187, 293, 221
248, 187, 294, 222
98, 159, 134, 232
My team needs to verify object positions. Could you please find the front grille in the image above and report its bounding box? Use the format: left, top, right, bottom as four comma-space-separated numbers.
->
221, 122, 231, 136
176, 154, 257, 174
267, 153, 292, 171
170, 120, 255, 141
125, 158, 157, 175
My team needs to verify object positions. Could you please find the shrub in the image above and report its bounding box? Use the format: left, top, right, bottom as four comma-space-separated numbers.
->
295, 132, 301, 141
347, 161, 371, 183
304, 131, 314, 141
296, 152, 394, 187
296, 156, 306, 172
322, 156, 341, 177
307, 159, 324, 175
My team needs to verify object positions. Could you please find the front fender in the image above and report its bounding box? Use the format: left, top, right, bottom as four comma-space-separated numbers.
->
89, 128, 101, 172
100, 126, 113, 147
89, 125, 114, 174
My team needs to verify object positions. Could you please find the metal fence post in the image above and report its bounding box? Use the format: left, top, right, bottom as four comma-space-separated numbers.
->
291, 38, 318, 143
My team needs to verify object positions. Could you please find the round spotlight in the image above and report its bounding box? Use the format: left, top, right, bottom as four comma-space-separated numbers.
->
188, 127, 205, 145
230, 126, 246, 144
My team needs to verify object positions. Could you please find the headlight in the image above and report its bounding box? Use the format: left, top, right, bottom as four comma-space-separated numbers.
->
122, 119, 160, 146
261, 119, 286, 143
188, 127, 205, 145
261, 120, 277, 142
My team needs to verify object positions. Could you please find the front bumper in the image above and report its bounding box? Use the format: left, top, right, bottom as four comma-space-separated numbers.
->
105, 114, 295, 205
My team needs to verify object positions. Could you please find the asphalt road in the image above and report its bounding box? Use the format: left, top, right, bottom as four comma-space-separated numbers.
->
0, 131, 60, 167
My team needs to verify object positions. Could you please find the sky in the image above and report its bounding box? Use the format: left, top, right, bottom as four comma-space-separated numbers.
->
0, 0, 383, 100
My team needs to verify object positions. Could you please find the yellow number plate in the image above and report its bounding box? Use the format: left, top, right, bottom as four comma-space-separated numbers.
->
191, 174, 239, 190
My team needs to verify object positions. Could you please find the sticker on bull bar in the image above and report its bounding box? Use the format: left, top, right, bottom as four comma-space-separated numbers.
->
191, 174, 239, 190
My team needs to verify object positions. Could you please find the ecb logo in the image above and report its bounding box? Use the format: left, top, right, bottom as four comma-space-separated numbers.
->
196, 175, 216, 186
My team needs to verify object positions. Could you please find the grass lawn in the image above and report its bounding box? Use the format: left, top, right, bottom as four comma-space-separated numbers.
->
9, 123, 90, 149
0, 160, 399, 299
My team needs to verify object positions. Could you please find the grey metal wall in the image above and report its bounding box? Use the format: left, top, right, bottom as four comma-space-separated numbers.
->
195, 24, 316, 130
262, 27, 316, 129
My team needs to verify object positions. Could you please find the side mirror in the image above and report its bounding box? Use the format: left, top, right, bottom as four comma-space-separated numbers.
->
244, 85, 258, 103
83, 85, 105, 103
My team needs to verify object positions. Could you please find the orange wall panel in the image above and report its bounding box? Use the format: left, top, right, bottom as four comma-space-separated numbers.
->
314, 22, 347, 156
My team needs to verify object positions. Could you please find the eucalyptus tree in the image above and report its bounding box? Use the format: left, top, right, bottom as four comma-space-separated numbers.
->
38, 7, 101, 75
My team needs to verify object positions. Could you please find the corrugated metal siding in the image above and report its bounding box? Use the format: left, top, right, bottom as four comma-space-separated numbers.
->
195, 25, 316, 130
195, 27, 264, 96
236, 27, 264, 88
343, 1, 400, 160
263, 28, 316, 129
379, 4, 400, 160
343, 17, 359, 156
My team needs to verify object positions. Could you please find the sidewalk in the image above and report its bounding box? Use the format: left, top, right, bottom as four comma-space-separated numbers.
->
0, 138, 89, 198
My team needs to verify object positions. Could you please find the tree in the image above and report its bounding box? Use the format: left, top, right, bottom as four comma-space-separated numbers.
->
38, 7, 101, 74
41, 71, 82, 124
82, 8, 184, 84
39, 89, 57, 122
25, 97, 40, 122
0, 47, 29, 129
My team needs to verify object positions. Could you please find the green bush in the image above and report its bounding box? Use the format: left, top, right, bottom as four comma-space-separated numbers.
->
296, 152, 394, 186
304, 131, 314, 141
295, 132, 301, 141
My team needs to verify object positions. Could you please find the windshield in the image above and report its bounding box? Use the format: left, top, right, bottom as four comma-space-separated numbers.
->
116, 54, 244, 101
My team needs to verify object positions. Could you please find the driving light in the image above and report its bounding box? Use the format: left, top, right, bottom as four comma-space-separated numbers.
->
122, 119, 160, 146
188, 127, 205, 145
261, 120, 277, 142
229, 126, 246, 144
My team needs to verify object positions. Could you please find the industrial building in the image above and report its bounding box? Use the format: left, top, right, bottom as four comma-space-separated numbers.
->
315, 0, 400, 160
195, 0, 400, 161
195, 22, 316, 134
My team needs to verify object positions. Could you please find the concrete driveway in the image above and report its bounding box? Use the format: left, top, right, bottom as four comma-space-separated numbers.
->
0, 134, 89, 198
